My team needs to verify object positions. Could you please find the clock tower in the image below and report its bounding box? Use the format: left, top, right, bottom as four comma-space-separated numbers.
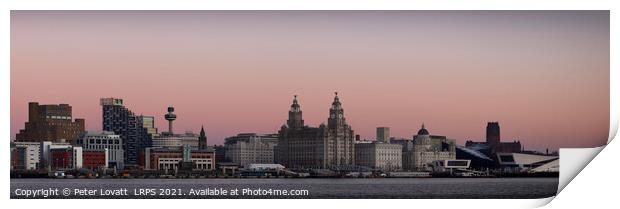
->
328, 92, 346, 129
287, 95, 304, 130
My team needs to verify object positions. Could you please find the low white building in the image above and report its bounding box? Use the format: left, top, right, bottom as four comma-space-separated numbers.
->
530, 159, 559, 173
246, 164, 285, 171
496, 152, 559, 173
76, 131, 124, 169
11, 142, 41, 170
144, 147, 215, 171
355, 141, 402, 171
225, 133, 278, 167
430, 159, 471, 172
157, 157, 213, 170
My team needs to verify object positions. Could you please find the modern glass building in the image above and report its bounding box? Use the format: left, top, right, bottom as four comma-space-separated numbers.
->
100, 98, 152, 168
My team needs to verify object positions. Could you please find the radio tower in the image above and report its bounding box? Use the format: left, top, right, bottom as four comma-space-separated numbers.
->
164, 106, 176, 134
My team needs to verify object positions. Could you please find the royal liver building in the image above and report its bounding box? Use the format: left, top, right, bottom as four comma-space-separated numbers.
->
275, 93, 355, 169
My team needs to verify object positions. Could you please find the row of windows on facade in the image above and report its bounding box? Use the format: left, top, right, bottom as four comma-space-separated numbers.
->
158, 159, 212, 162
158, 163, 212, 170
75, 139, 121, 144
153, 155, 212, 159
231, 152, 273, 157
45, 115, 72, 120
40, 120, 80, 124
85, 145, 121, 150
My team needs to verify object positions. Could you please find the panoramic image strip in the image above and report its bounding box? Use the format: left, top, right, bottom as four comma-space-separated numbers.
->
10, 10, 609, 199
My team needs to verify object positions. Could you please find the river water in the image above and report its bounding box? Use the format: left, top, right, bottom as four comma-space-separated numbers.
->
10, 177, 558, 199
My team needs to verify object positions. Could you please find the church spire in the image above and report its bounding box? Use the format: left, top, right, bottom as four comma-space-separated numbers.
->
198, 125, 207, 149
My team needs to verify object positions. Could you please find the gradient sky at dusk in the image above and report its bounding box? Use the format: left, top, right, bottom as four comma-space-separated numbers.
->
11, 11, 609, 151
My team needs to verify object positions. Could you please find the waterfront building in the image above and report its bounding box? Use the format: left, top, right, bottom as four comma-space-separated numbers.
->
246, 164, 285, 171
144, 146, 215, 171
429, 159, 471, 172
10, 142, 41, 170
49, 146, 82, 170
16, 102, 85, 143
402, 124, 456, 171
100, 98, 153, 167
376, 127, 390, 143
495, 152, 559, 173
275, 93, 356, 169
455, 145, 495, 169
224, 133, 278, 167
75, 131, 124, 169
13, 139, 112, 171
354, 141, 402, 171
465, 122, 523, 156
40, 141, 72, 170
82, 149, 109, 170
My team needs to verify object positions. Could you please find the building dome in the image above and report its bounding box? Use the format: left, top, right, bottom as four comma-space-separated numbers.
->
417, 123, 429, 135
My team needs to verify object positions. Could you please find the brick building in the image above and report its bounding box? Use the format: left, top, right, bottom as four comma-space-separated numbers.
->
16, 102, 85, 143
82, 149, 108, 169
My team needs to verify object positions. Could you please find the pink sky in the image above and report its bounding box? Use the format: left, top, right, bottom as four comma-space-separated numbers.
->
11, 11, 609, 151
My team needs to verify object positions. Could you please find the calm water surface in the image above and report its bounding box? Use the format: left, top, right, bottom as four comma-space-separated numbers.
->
11, 178, 558, 199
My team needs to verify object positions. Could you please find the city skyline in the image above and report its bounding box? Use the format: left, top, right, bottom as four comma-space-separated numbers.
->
11, 11, 610, 151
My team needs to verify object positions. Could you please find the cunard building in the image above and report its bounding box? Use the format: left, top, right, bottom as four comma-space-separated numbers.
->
275, 93, 355, 169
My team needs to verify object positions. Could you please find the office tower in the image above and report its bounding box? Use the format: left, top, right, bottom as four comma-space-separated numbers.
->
275, 93, 355, 169
15, 102, 85, 143
376, 127, 390, 143
224, 133, 278, 167
100, 98, 152, 167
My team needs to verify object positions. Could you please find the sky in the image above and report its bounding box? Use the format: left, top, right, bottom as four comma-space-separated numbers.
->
11, 11, 609, 152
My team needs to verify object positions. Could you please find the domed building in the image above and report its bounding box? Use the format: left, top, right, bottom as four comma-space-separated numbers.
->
402, 124, 456, 171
